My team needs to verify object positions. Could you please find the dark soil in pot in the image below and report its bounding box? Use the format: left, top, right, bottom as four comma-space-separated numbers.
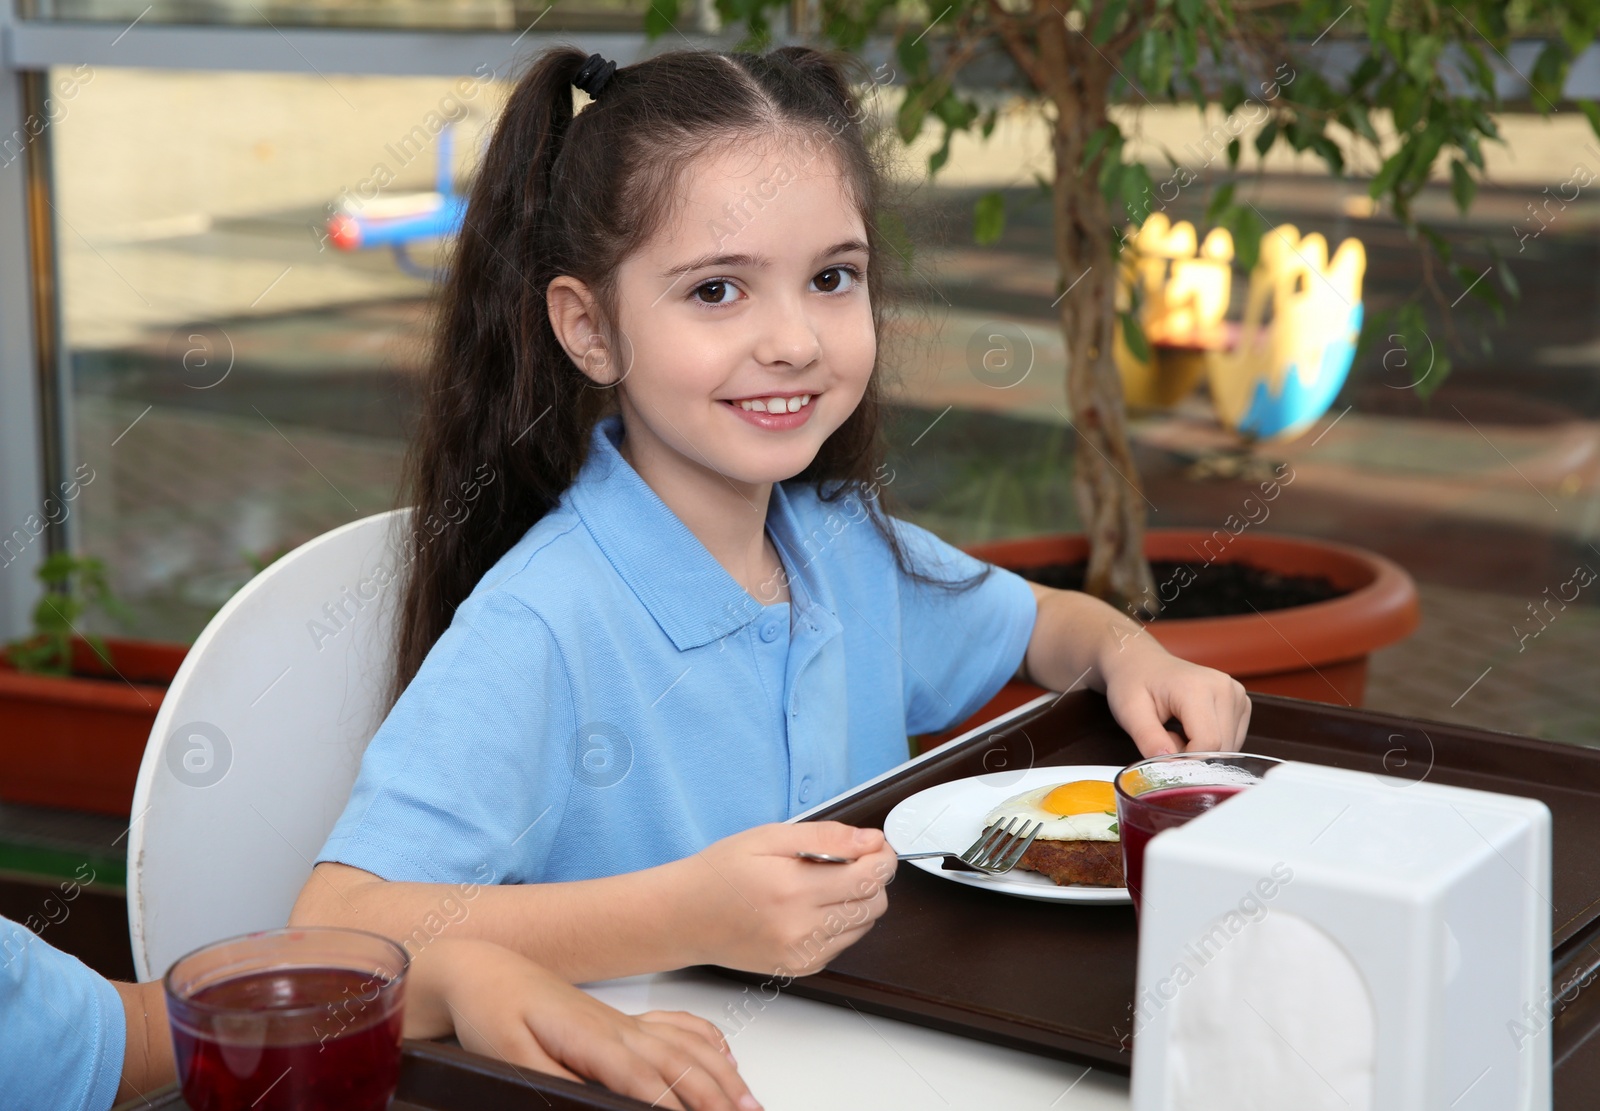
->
1011, 560, 1347, 619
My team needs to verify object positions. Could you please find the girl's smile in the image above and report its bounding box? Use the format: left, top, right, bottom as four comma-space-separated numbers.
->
720, 390, 820, 430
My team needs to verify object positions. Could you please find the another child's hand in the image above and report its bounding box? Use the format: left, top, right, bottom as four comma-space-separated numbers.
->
405, 938, 760, 1111
674, 821, 896, 976
1102, 637, 1252, 757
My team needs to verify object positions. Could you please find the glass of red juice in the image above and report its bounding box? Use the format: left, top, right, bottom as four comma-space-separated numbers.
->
1115, 752, 1284, 915
164, 926, 408, 1111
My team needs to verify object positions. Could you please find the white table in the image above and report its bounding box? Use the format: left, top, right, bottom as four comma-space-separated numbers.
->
584, 970, 1133, 1111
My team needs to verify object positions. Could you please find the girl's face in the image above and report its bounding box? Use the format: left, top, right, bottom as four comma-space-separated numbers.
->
557, 137, 877, 493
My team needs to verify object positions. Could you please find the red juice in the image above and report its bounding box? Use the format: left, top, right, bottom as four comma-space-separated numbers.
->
1120, 784, 1245, 914
169, 966, 404, 1111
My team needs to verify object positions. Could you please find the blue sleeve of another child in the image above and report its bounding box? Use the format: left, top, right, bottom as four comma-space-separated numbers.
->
891, 516, 1039, 737
0, 915, 126, 1111
316, 585, 578, 885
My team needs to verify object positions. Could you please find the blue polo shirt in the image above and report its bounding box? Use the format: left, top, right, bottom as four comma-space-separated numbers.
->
0, 915, 126, 1111
316, 412, 1038, 885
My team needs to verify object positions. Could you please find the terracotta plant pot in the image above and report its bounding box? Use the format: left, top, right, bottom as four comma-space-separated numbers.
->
0, 637, 186, 815
917, 529, 1420, 750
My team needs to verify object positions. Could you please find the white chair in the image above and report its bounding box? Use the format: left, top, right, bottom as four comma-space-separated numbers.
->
127, 508, 409, 981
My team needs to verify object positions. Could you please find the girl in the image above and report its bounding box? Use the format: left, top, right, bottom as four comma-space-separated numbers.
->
292, 45, 1249, 992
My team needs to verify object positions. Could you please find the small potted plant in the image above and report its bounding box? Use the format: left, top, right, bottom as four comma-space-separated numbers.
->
0, 554, 186, 815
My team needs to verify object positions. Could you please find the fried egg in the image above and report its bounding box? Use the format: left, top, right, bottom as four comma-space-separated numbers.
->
982, 779, 1119, 842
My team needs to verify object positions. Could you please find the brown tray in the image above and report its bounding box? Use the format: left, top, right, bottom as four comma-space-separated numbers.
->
118, 1039, 656, 1109
717, 690, 1600, 1103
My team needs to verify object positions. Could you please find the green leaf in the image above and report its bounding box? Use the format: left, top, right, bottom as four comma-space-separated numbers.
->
1118, 162, 1155, 223
1102, 162, 1130, 217
1151, 30, 1174, 94
1341, 103, 1379, 145
973, 191, 1006, 246
643, 0, 680, 39
1391, 83, 1423, 133
932, 88, 978, 131
1369, 147, 1410, 199
1449, 159, 1476, 215
1217, 203, 1265, 270
5, 552, 125, 677
1205, 181, 1236, 225
896, 89, 929, 145
1366, 0, 1393, 40
1407, 123, 1448, 189
1176, 25, 1199, 76
1493, 247, 1521, 300
1419, 224, 1453, 266
1531, 44, 1566, 114
1227, 138, 1241, 168
1254, 118, 1278, 159
1121, 311, 1151, 361
1310, 136, 1344, 176
1092, 0, 1127, 46
1404, 34, 1443, 87
1416, 350, 1452, 401
1081, 122, 1121, 174
897, 32, 930, 81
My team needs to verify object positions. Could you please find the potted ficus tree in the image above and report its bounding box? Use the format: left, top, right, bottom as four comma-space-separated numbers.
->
0, 554, 186, 815
663, 0, 1596, 730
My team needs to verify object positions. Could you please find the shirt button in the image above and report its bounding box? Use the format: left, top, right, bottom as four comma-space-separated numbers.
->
799, 776, 813, 804
760, 620, 782, 642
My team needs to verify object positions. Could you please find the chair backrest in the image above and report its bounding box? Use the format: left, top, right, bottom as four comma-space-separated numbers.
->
127, 509, 410, 981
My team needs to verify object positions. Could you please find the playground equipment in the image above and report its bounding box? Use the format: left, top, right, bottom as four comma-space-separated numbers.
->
1112, 214, 1367, 444
1207, 225, 1366, 442
324, 124, 467, 279
1113, 213, 1235, 410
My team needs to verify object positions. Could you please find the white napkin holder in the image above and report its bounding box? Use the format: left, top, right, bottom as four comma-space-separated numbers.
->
1129, 759, 1551, 1111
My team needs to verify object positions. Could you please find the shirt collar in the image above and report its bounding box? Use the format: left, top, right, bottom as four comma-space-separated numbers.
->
568, 413, 816, 652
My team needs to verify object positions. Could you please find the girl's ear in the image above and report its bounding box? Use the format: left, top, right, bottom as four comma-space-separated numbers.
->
547, 275, 619, 386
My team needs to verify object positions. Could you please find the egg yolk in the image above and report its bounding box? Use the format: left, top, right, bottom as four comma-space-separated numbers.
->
1040, 780, 1116, 816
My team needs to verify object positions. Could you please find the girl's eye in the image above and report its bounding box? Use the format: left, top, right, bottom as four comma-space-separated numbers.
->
812, 265, 862, 295
692, 279, 739, 306
688, 265, 864, 308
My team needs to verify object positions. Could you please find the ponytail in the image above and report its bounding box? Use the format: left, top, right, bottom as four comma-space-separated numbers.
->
391, 48, 609, 701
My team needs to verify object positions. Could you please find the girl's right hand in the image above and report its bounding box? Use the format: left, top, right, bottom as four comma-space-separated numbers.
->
675, 822, 897, 976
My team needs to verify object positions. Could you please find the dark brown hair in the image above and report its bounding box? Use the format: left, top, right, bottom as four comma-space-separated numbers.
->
392, 43, 992, 701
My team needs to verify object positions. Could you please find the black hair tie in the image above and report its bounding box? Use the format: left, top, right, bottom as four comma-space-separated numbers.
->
573, 52, 618, 99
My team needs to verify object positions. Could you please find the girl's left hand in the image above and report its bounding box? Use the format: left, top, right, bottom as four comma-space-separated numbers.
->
1101, 639, 1252, 757
405, 938, 759, 1111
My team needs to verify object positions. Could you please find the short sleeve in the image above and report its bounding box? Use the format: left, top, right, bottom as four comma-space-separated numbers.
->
0, 915, 126, 1111
316, 586, 578, 885
891, 516, 1039, 736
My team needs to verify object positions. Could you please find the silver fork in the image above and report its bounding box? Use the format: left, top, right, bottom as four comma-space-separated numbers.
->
895, 817, 1043, 875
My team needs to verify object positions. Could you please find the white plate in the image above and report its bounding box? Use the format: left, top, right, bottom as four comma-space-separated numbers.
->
884, 766, 1132, 904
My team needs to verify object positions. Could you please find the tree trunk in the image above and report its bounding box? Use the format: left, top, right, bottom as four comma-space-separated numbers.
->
1044, 42, 1157, 617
